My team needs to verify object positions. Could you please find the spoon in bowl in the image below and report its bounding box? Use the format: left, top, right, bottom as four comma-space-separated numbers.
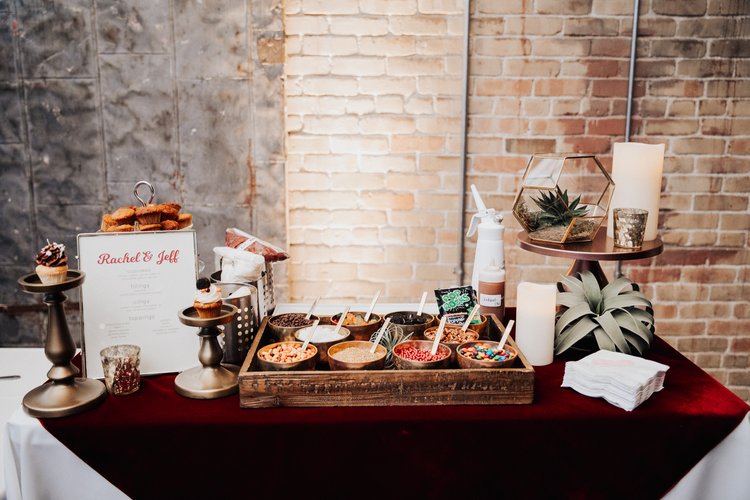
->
305, 296, 320, 320
370, 317, 392, 354
430, 315, 448, 356
461, 304, 481, 332
300, 319, 320, 352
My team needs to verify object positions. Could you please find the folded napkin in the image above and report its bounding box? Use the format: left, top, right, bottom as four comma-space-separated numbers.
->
561, 350, 669, 411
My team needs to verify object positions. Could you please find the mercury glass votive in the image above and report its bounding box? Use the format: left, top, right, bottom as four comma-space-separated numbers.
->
613, 208, 649, 249
100, 345, 141, 395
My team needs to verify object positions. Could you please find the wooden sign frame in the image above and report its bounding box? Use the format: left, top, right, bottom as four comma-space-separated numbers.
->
77, 230, 199, 379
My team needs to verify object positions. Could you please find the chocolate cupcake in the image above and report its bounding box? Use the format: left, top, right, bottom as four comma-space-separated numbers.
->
35, 241, 68, 284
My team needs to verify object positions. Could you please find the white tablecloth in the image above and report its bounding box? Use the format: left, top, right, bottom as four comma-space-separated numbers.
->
3, 307, 749, 500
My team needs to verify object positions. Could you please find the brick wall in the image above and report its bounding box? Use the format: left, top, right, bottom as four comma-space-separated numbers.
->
284, 0, 749, 400
285, 0, 466, 301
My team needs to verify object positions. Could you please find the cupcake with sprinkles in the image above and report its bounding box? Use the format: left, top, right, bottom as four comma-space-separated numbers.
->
35, 241, 69, 284
193, 277, 223, 318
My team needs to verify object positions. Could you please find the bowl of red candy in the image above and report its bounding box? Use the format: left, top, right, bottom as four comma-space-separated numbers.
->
456, 340, 517, 369
392, 340, 451, 370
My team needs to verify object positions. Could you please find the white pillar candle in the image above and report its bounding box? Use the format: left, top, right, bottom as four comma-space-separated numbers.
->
515, 282, 556, 366
607, 142, 665, 241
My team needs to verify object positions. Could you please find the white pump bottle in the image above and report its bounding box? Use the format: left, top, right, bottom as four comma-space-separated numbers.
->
465, 185, 505, 292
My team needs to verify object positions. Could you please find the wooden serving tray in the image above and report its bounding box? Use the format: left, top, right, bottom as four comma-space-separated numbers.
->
238, 314, 534, 408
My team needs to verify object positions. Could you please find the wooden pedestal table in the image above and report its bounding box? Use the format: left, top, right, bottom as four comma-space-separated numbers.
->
517, 229, 663, 287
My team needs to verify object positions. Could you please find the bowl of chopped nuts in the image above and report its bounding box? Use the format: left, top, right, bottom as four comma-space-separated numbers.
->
266, 313, 320, 342
256, 341, 318, 371
392, 340, 451, 370
327, 340, 387, 371
423, 324, 480, 365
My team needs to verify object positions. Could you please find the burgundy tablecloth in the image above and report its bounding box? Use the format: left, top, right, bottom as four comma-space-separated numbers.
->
42, 336, 748, 500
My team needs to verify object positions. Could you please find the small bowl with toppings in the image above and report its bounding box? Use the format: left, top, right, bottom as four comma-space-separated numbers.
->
466, 314, 488, 339
384, 311, 435, 339
423, 324, 480, 364
331, 311, 383, 341
392, 340, 451, 370
267, 313, 320, 342
327, 340, 387, 371
294, 325, 351, 367
256, 341, 318, 371
456, 341, 517, 369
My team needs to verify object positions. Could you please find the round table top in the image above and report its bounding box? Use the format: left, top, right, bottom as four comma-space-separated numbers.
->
178, 304, 238, 328
17, 270, 85, 294
517, 229, 663, 262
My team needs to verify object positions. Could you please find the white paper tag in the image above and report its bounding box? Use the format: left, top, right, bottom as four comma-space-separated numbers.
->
480, 294, 503, 307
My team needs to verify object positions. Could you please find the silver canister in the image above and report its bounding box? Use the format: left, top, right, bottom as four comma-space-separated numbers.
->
210, 278, 258, 366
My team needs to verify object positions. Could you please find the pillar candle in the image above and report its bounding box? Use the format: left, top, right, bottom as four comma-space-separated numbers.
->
515, 282, 556, 366
607, 142, 665, 241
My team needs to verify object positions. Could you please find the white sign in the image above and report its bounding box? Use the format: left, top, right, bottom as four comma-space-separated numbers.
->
77, 230, 199, 378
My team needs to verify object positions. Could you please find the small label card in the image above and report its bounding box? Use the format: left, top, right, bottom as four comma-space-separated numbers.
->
78, 230, 198, 379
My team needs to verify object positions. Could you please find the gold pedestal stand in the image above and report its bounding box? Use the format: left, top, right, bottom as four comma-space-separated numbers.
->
517, 230, 663, 287
175, 304, 239, 399
17, 271, 107, 418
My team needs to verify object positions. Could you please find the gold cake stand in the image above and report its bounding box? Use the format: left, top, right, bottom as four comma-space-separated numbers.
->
175, 304, 239, 399
17, 271, 107, 418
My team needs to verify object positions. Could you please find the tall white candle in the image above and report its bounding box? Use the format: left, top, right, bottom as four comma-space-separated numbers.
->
515, 282, 556, 366
607, 142, 665, 241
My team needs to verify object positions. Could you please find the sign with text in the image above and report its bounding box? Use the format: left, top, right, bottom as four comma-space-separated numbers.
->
78, 230, 198, 379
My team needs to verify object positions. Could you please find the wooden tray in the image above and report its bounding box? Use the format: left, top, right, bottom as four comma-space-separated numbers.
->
238, 314, 534, 408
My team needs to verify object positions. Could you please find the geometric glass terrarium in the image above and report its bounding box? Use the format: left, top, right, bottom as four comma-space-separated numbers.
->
512, 153, 615, 244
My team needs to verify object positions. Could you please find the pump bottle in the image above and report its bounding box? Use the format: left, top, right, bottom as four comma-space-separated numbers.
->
466, 184, 505, 293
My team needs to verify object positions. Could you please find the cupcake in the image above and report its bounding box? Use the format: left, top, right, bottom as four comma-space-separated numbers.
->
158, 204, 179, 221
160, 220, 179, 231
162, 202, 182, 212
105, 224, 134, 232
100, 214, 117, 231
35, 241, 69, 284
111, 207, 135, 225
177, 213, 192, 229
135, 204, 161, 225
193, 277, 222, 318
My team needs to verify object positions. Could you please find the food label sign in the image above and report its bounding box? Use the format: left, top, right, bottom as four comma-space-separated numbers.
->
78, 230, 198, 379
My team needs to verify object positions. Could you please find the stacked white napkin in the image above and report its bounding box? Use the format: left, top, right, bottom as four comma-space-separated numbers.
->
561, 350, 669, 411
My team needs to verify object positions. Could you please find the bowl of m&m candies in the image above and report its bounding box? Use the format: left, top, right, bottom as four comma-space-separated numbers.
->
456, 341, 517, 369
392, 340, 451, 370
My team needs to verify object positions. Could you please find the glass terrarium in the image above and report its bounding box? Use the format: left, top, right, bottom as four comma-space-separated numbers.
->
512, 154, 614, 244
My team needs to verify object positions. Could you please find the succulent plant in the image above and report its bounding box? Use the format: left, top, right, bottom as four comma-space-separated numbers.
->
369, 324, 412, 369
532, 187, 589, 227
555, 271, 655, 356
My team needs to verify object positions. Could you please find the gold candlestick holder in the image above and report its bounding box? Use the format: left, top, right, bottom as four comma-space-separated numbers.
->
17, 271, 107, 418
175, 304, 239, 399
